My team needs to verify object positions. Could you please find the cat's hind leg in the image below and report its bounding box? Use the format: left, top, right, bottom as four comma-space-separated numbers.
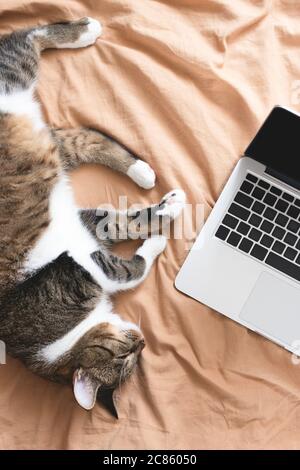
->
0, 18, 101, 129
0, 18, 101, 95
31, 17, 102, 51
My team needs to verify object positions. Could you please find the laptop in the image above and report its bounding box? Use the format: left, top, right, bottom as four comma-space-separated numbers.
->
175, 106, 300, 354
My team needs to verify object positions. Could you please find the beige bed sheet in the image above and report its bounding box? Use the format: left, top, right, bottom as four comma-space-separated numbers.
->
1, 0, 300, 449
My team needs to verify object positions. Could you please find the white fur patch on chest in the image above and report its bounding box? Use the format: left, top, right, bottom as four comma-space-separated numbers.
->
24, 174, 99, 272
0, 85, 45, 131
24, 174, 140, 293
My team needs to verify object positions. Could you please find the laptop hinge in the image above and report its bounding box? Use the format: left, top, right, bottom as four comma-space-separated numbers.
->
265, 167, 300, 191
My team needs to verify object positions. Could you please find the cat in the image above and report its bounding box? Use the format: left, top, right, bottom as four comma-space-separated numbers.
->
0, 17, 186, 411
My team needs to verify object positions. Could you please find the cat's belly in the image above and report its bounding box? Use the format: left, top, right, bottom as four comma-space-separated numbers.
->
24, 174, 98, 272
0, 86, 45, 131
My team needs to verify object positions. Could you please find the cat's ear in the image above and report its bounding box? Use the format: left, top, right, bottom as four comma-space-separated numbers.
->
98, 388, 118, 419
73, 368, 100, 410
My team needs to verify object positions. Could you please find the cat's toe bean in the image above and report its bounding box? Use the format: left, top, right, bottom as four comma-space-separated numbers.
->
127, 160, 156, 189
157, 189, 186, 219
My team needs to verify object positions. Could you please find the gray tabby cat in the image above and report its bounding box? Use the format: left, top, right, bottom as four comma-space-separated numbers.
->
0, 18, 185, 411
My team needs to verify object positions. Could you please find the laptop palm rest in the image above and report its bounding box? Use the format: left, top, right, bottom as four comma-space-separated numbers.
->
240, 272, 300, 347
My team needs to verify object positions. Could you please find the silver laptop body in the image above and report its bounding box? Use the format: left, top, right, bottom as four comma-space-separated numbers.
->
176, 106, 300, 355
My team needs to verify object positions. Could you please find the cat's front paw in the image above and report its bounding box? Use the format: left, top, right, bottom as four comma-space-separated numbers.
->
156, 189, 186, 219
137, 235, 167, 260
127, 160, 156, 189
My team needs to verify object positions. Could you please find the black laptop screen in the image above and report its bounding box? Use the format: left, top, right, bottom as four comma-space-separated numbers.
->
245, 107, 300, 184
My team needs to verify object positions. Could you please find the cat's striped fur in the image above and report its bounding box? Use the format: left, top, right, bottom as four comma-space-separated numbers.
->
0, 18, 185, 412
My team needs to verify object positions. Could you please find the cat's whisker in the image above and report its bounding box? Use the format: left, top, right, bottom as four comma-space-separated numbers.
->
135, 360, 148, 387
122, 363, 140, 394
132, 368, 142, 390
118, 361, 126, 392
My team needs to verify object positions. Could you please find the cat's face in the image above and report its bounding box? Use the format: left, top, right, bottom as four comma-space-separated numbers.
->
69, 323, 145, 410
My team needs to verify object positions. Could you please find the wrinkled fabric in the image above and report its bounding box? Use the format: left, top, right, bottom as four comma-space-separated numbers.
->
1, 0, 300, 450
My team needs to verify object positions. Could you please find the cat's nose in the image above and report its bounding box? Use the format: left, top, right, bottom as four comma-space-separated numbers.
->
131, 338, 145, 354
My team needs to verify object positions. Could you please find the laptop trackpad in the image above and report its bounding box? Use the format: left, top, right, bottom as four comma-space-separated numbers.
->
240, 272, 300, 347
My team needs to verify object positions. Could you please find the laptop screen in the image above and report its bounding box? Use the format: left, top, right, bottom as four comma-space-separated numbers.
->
245, 106, 300, 184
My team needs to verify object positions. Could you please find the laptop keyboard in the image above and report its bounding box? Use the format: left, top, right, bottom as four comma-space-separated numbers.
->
215, 173, 300, 282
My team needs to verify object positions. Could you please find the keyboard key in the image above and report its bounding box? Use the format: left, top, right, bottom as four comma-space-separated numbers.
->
270, 186, 282, 196
261, 234, 274, 248
249, 228, 262, 242
287, 205, 300, 220
240, 181, 254, 194
272, 226, 286, 240
296, 254, 300, 265
275, 213, 288, 227
287, 220, 300, 234
227, 232, 242, 247
284, 232, 297, 246
237, 222, 250, 235
251, 244, 268, 261
275, 199, 289, 213
249, 214, 262, 227
295, 199, 300, 208
272, 241, 285, 254
264, 207, 277, 221
222, 214, 238, 229
282, 192, 294, 203
263, 193, 277, 206
258, 180, 270, 190
246, 173, 258, 183
252, 187, 265, 200
215, 225, 230, 241
284, 247, 297, 261
228, 203, 250, 221
296, 240, 300, 251
234, 192, 253, 209
261, 220, 274, 234
239, 238, 254, 253
265, 252, 300, 282
252, 201, 265, 215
